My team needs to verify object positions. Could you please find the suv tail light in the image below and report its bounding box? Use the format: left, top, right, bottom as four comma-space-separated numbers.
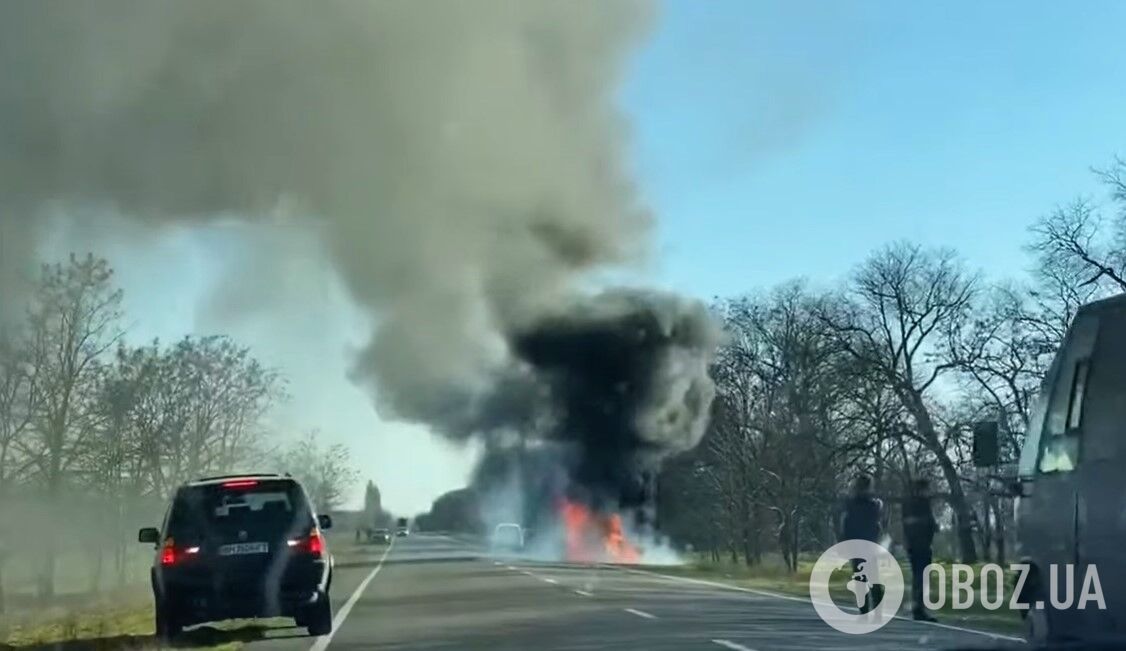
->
160, 538, 176, 566
309, 530, 325, 556
160, 538, 200, 566
287, 528, 325, 558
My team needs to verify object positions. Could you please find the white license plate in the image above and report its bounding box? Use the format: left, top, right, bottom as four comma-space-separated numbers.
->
218, 542, 269, 556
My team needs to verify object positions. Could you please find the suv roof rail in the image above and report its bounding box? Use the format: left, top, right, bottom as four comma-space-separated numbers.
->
194, 472, 283, 482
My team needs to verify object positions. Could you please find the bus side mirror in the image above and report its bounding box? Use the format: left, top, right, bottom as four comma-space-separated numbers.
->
972, 421, 1000, 467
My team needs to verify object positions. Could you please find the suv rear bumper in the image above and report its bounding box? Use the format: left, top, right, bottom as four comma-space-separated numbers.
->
155, 560, 330, 625
162, 584, 325, 623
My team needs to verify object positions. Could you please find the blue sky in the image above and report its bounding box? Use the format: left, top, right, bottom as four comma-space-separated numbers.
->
622, 0, 1126, 300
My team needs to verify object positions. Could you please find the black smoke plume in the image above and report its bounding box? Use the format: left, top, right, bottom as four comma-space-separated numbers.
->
0, 1, 717, 527
512, 290, 716, 505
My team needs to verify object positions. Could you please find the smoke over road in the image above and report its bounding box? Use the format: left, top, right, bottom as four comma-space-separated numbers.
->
0, 1, 717, 530
513, 290, 717, 501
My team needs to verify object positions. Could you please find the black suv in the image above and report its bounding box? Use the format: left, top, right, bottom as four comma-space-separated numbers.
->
138, 474, 334, 639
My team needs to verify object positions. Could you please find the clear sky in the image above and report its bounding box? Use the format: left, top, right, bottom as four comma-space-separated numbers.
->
622, 0, 1126, 300
39, 1, 1126, 516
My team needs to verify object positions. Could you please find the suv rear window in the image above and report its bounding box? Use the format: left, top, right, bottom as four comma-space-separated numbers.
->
166, 479, 313, 539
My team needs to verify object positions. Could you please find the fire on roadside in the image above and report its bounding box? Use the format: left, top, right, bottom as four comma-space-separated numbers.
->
559, 498, 640, 564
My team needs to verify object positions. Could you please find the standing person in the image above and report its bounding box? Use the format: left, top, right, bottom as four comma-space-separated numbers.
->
903, 478, 938, 621
840, 474, 883, 543
840, 474, 884, 614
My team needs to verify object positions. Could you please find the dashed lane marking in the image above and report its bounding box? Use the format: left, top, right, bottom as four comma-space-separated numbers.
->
573, 589, 593, 597
624, 608, 657, 620
712, 640, 758, 651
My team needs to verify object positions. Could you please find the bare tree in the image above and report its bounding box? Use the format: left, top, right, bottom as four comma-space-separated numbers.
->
173, 336, 281, 484
946, 284, 1052, 445
704, 284, 856, 568
821, 242, 982, 562
277, 430, 360, 514
0, 330, 37, 612
0, 330, 36, 494
0, 254, 291, 602
20, 254, 123, 596
1030, 157, 1126, 295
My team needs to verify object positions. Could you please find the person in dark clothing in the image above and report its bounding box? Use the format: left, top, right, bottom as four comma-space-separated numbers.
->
840, 474, 884, 614
903, 478, 938, 621
840, 474, 883, 543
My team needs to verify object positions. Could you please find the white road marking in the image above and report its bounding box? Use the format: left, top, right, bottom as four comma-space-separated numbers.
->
712, 639, 758, 651
614, 567, 809, 605
542, 577, 558, 585
573, 589, 593, 597
520, 570, 536, 576
624, 608, 657, 620
505, 565, 517, 571
617, 567, 1022, 643
309, 540, 394, 651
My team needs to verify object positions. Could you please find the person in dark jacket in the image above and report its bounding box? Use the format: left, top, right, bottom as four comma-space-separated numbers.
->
840, 474, 883, 543
902, 478, 938, 621
840, 474, 884, 614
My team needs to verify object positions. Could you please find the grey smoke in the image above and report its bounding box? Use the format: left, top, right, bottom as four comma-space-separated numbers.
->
0, 1, 716, 505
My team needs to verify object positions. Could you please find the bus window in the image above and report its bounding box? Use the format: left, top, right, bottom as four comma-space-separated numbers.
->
1066, 359, 1090, 431
1039, 436, 1079, 473
1038, 358, 1090, 474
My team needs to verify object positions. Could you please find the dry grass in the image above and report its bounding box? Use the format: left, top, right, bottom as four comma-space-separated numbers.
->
1, 597, 154, 649
0, 593, 282, 650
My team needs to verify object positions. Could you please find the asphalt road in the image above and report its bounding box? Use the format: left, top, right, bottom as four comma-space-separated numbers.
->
241, 533, 1025, 651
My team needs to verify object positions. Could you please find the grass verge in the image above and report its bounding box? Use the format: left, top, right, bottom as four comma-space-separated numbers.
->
0, 594, 292, 650
1, 594, 155, 650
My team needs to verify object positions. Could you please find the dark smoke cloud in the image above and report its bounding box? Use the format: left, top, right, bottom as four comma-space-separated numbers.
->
514, 290, 717, 499
0, 0, 717, 508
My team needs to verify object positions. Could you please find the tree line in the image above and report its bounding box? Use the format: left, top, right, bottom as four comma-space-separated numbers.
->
659, 156, 1126, 569
0, 254, 359, 608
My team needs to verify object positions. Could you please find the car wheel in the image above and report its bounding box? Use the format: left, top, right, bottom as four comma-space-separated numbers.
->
306, 592, 333, 636
154, 598, 183, 642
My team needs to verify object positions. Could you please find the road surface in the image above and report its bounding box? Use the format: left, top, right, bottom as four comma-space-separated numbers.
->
240, 533, 1024, 651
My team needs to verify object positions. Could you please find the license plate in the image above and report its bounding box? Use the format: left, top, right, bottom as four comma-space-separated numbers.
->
218, 542, 269, 556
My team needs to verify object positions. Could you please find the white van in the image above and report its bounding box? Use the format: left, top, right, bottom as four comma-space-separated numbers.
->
491, 523, 525, 551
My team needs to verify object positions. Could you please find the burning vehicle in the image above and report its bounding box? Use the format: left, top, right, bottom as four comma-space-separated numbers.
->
466, 291, 717, 565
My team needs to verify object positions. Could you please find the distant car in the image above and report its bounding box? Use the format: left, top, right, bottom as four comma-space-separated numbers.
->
491, 523, 525, 551
138, 474, 334, 641
370, 528, 391, 544
396, 517, 409, 537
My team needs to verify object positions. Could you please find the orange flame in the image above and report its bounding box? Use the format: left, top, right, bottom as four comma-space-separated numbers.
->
559, 499, 640, 564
